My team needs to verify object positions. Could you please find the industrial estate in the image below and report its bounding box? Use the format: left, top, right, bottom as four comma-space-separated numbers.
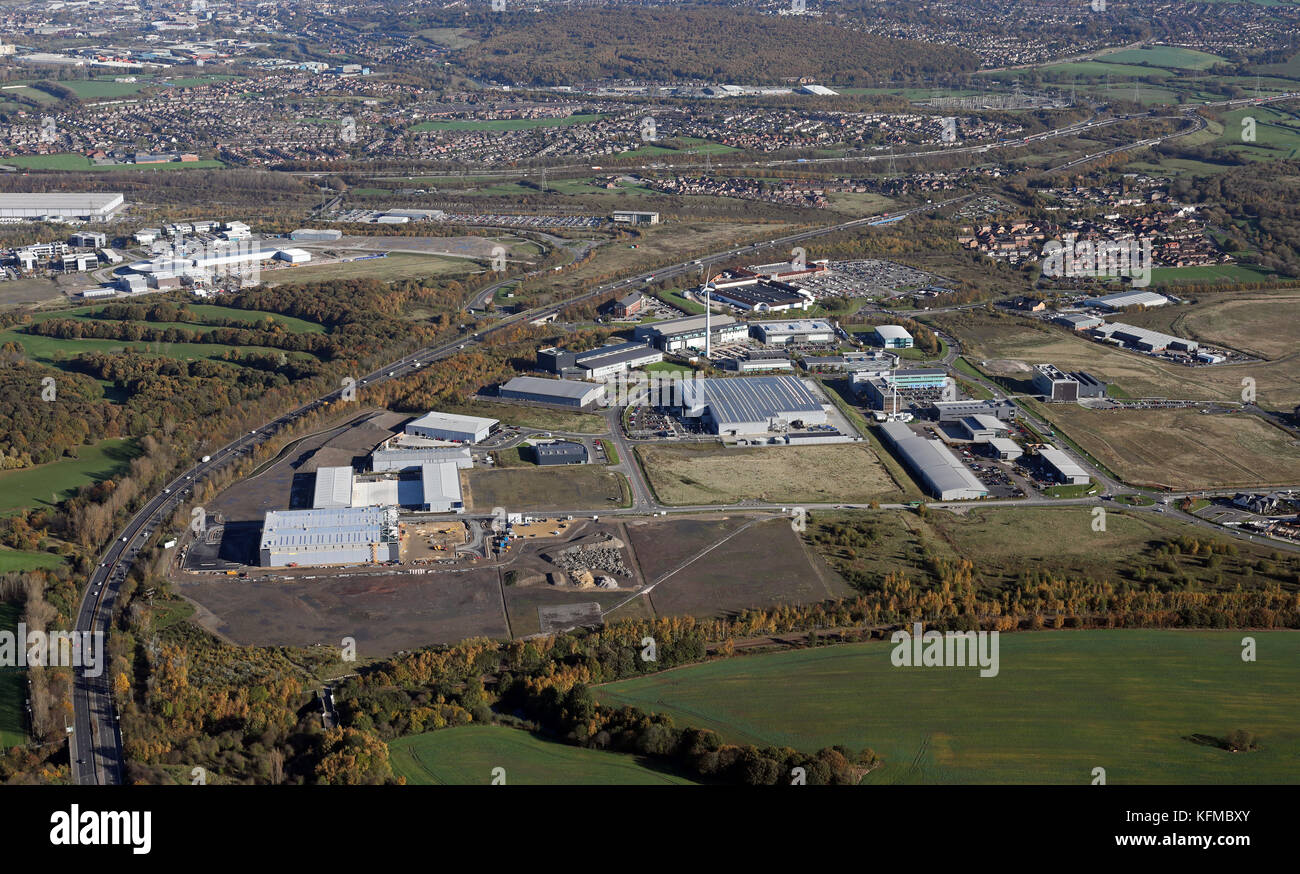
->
0, 0, 1297, 819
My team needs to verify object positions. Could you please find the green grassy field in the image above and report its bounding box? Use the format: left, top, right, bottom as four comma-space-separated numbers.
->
410, 114, 603, 132
0, 601, 27, 749
28, 303, 325, 336
651, 288, 705, 315
389, 725, 695, 784
0, 437, 139, 514
1099, 46, 1227, 71
0, 549, 64, 573
1151, 264, 1279, 284
3, 153, 223, 171
595, 631, 1300, 784
0, 325, 315, 370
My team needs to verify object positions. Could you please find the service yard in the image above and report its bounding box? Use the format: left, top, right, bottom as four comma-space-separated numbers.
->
636, 442, 902, 506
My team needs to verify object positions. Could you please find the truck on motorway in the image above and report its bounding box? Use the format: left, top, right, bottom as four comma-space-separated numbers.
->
201, 455, 211, 463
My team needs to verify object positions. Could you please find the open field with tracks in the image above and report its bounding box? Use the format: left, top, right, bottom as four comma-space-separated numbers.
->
636, 443, 901, 506
1031, 404, 1300, 490
595, 630, 1300, 784
930, 309, 1300, 410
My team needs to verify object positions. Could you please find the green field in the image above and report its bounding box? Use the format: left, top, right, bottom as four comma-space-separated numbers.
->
28, 303, 326, 336
1151, 264, 1279, 284
0, 438, 139, 514
390, 725, 695, 785
410, 114, 603, 132
651, 288, 705, 315
1099, 46, 1227, 71
3, 153, 223, 171
596, 631, 1300, 784
0, 601, 27, 748
0, 325, 315, 371
0, 549, 64, 573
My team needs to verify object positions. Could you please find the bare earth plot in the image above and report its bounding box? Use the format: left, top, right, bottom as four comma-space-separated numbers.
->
463, 465, 628, 512
939, 310, 1300, 409
637, 443, 900, 506
1038, 405, 1300, 490
179, 567, 509, 654
640, 517, 852, 619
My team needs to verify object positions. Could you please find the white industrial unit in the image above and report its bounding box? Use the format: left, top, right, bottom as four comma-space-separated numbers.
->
751, 319, 836, 346
879, 420, 988, 501
0, 192, 125, 222
499, 375, 605, 408
405, 411, 497, 444
260, 507, 400, 567
1037, 448, 1090, 485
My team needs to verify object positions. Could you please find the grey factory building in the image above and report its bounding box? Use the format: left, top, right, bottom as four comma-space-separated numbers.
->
499, 375, 606, 408
371, 446, 473, 472
930, 399, 1019, 422
532, 441, 588, 465
260, 506, 400, 567
1031, 364, 1108, 402
676, 376, 827, 435
1093, 322, 1198, 354
878, 421, 988, 501
1036, 448, 1091, 485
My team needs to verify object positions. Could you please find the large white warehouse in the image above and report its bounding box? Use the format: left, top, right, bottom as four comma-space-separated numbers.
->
677, 376, 827, 436
879, 420, 988, 501
0, 192, 125, 223
260, 507, 400, 567
405, 411, 497, 444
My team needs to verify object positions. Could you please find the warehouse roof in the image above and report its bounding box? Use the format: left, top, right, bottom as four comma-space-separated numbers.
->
873, 324, 913, 339
1084, 290, 1169, 309
1038, 447, 1089, 480
880, 421, 988, 499
0, 192, 123, 209
406, 411, 498, 435
988, 437, 1023, 456
261, 507, 397, 551
372, 446, 472, 471
966, 414, 1009, 433
638, 313, 738, 336
752, 318, 835, 335
682, 376, 823, 424
501, 375, 603, 401
312, 466, 354, 509
420, 461, 463, 507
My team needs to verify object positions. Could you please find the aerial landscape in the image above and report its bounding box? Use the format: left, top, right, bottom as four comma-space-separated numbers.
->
0, 0, 1296, 852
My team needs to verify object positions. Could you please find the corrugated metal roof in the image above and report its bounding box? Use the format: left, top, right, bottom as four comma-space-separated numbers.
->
681, 376, 823, 426
261, 507, 397, 551
1038, 448, 1089, 480
312, 466, 354, 508
501, 375, 603, 401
